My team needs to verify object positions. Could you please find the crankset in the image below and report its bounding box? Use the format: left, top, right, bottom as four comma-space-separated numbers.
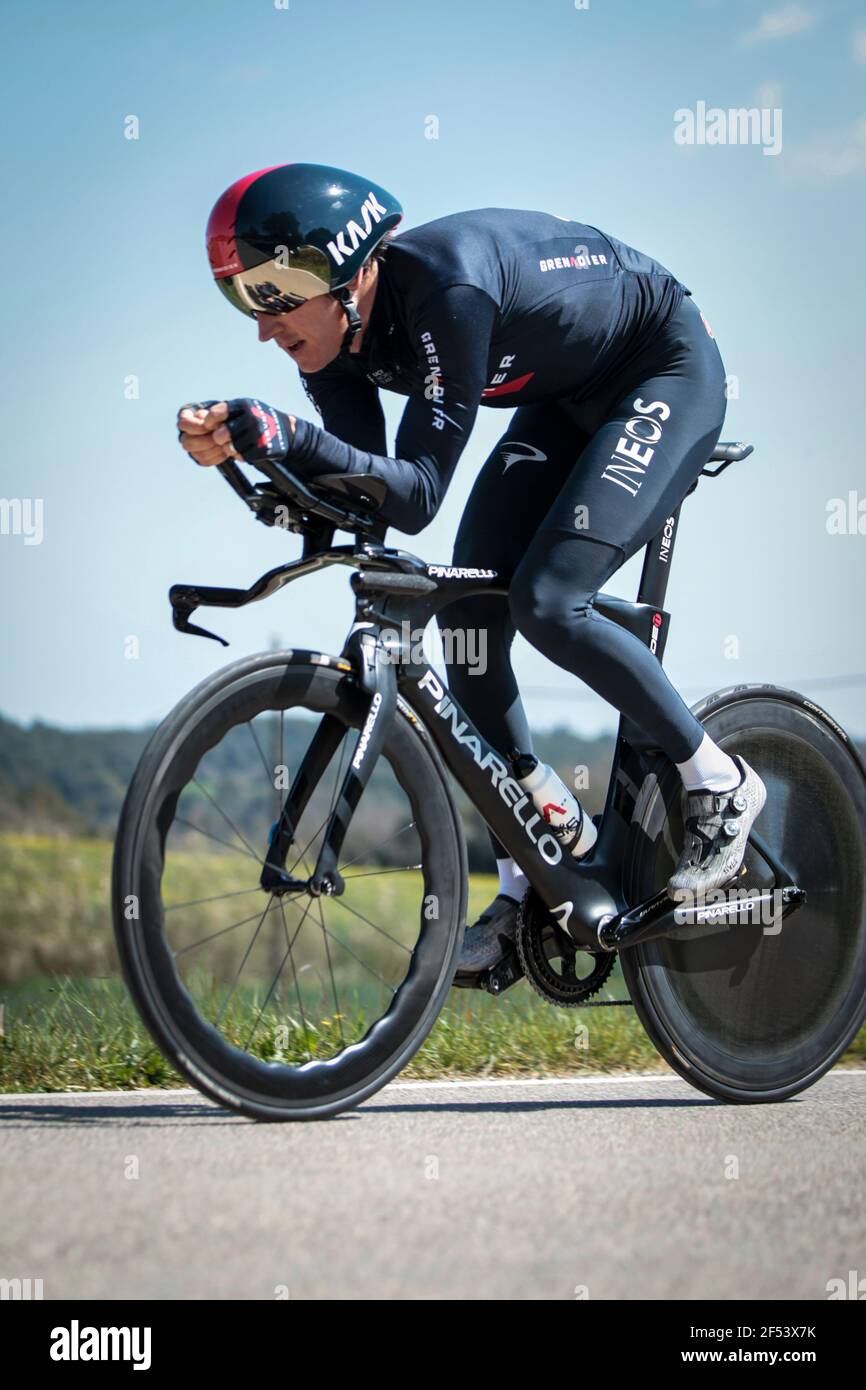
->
516, 891, 616, 1007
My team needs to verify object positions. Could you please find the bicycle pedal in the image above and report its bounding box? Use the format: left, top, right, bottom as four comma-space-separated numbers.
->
483, 949, 525, 997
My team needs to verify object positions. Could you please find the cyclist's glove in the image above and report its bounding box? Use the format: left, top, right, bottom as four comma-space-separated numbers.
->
223, 398, 293, 465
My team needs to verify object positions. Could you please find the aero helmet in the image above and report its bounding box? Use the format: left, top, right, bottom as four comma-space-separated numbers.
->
206, 163, 403, 349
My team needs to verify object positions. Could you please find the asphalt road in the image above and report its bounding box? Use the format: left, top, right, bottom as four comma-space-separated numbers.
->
1, 1071, 864, 1300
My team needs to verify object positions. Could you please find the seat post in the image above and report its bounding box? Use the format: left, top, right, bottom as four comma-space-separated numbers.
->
637, 503, 682, 609
636, 441, 753, 609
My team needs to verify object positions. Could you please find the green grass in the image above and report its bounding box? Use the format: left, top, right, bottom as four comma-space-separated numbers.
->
4, 972, 863, 1095
1, 833, 864, 1093
0, 833, 116, 981
0, 972, 662, 1093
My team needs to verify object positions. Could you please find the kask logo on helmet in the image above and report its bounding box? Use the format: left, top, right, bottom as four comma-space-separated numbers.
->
326, 193, 390, 268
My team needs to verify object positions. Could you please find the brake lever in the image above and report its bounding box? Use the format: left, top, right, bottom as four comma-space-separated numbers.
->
171, 595, 229, 647
177, 618, 229, 646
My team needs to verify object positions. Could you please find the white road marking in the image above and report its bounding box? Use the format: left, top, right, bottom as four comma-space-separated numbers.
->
386, 1070, 866, 1090
2, 1070, 864, 1103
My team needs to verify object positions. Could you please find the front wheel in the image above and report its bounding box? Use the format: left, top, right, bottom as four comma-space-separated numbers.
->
112, 650, 467, 1120
621, 686, 866, 1103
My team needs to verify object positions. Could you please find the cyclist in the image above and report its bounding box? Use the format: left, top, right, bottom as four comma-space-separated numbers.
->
179, 163, 766, 975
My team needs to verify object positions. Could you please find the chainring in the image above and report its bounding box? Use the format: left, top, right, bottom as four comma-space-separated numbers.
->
515, 891, 616, 1007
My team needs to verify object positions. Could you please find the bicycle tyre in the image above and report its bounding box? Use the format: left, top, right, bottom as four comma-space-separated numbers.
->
112, 650, 467, 1120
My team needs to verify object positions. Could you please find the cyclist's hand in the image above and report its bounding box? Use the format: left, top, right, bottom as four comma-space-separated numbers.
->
213, 398, 297, 466
177, 401, 236, 468
178, 398, 298, 469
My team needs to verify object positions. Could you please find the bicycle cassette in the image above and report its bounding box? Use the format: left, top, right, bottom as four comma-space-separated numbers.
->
515, 891, 616, 1007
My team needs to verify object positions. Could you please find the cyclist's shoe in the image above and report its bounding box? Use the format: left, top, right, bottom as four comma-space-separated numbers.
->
455, 893, 523, 978
668, 756, 767, 898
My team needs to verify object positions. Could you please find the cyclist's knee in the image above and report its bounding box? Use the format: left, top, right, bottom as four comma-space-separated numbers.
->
510, 568, 591, 654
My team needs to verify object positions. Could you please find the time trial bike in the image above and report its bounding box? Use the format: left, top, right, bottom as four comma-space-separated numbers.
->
112, 443, 866, 1119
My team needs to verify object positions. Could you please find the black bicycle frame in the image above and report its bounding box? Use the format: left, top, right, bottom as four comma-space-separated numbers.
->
172, 443, 801, 955
247, 504, 686, 952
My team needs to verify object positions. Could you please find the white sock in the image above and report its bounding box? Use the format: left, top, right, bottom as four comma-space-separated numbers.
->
496, 857, 528, 901
676, 733, 741, 792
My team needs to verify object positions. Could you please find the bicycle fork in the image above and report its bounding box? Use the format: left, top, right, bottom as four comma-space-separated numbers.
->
259, 627, 396, 898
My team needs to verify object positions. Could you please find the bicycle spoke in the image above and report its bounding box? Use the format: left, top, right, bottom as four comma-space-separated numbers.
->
173, 900, 281, 959
285, 812, 329, 878
241, 897, 311, 1054
166, 886, 263, 913
246, 717, 273, 784
191, 777, 263, 863
314, 915, 400, 991
280, 897, 314, 1061
328, 894, 413, 953
174, 817, 262, 863
312, 894, 345, 1048
342, 864, 422, 880
338, 820, 417, 873
216, 895, 276, 1025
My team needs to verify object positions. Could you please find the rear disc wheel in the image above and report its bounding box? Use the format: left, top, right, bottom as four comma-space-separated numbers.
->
621, 687, 866, 1102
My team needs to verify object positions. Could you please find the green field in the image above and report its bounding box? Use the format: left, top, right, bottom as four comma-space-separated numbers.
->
1, 833, 863, 1093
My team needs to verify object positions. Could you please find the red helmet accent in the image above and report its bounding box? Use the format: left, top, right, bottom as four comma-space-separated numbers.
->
206, 166, 282, 278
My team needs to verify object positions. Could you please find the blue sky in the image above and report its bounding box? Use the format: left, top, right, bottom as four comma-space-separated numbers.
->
1, 0, 864, 736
